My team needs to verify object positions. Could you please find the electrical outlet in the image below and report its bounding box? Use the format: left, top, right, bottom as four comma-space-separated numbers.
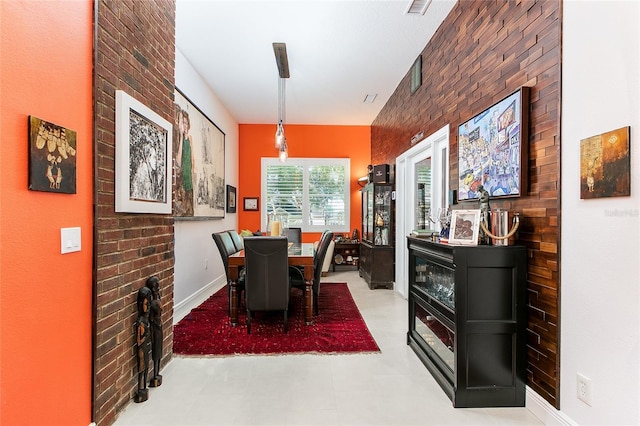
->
577, 373, 592, 406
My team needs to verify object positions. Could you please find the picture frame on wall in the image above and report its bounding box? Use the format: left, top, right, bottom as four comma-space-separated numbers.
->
457, 86, 530, 201
226, 185, 236, 213
243, 197, 259, 211
28, 116, 78, 194
448, 209, 481, 246
580, 126, 630, 199
115, 90, 173, 214
174, 88, 226, 219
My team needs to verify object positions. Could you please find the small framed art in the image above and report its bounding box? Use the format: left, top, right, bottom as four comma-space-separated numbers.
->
226, 185, 236, 213
243, 197, 259, 211
449, 209, 481, 246
28, 116, 77, 194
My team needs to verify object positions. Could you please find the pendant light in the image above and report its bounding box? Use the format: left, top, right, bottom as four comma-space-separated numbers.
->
273, 42, 290, 160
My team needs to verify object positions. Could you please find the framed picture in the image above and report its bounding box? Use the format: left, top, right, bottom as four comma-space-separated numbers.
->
243, 197, 259, 211
410, 55, 422, 95
115, 90, 173, 214
226, 185, 236, 213
580, 126, 630, 199
449, 209, 481, 246
457, 86, 530, 201
174, 88, 225, 218
28, 116, 77, 194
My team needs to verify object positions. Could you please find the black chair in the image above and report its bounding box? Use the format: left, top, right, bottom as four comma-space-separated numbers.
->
227, 230, 244, 252
291, 230, 334, 315
243, 236, 291, 334
282, 227, 302, 243
212, 231, 244, 315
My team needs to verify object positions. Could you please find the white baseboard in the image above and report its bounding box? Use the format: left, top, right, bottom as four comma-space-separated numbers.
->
173, 276, 226, 324
527, 386, 577, 425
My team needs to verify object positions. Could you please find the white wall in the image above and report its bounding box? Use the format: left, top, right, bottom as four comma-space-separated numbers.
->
561, 1, 639, 424
173, 48, 240, 322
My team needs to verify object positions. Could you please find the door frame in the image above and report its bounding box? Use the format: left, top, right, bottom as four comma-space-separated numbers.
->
394, 125, 449, 298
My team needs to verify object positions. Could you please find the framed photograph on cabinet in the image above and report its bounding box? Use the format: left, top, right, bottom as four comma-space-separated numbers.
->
115, 90, 173, 214
449, 209, 481, 246
226, 185, 236, 213
457, 87, 530, 201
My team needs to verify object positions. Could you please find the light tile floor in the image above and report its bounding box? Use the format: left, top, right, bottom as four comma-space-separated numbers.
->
114, 270, 543, 426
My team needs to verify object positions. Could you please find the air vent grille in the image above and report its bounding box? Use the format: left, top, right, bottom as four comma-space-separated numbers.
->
405, 0, 432, 15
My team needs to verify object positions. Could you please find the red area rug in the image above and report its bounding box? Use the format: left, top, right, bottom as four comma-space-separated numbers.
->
173, 283, 380, 356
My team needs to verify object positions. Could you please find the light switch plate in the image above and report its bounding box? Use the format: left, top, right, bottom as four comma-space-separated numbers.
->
61, 227, 81, 254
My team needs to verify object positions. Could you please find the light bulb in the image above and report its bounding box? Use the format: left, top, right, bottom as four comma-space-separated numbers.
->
279, 140, 288, 163
275, 123, 284, 148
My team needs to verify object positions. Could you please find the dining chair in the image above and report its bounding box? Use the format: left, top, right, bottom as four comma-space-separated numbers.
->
282, 227, 302, 243
226, 230, 244, 252
212, 231, 244, 315
243, 236, 291, 333
291, 230, 334, 315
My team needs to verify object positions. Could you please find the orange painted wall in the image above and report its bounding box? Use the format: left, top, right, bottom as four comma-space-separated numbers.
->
1, 1, 93, 425
238, 125, 371, 242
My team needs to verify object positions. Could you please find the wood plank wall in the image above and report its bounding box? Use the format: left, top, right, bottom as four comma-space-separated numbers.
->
371, 0, 561, 408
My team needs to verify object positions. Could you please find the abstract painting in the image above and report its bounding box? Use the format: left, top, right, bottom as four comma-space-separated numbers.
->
580, 126, 630, 199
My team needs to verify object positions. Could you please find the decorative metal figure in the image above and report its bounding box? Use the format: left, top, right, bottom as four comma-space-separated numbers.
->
477, 185, 491, 244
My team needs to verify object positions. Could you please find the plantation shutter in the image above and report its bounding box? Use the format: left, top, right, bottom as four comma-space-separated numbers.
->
262, 158, 350, 232
265, 164, 304, 226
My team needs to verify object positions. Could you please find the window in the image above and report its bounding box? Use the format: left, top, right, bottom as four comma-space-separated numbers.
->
261, 158, 350, 233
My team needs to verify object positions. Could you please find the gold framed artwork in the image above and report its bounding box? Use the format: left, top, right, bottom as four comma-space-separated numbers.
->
580, 126, 630, 199
28, 116, 77, 194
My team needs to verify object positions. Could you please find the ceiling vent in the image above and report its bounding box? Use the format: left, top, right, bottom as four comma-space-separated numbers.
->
405, 0, 432, 15
363, 94, 377, 104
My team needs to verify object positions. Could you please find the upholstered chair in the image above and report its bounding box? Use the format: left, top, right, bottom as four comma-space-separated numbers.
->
291, 230, 334, 315
243, 237, 291, 333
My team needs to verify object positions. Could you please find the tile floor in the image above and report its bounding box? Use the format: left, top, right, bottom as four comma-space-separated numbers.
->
114, 270, 543, 426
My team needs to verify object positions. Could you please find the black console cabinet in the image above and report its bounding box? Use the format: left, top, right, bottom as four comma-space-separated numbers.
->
406, 237, 527, 407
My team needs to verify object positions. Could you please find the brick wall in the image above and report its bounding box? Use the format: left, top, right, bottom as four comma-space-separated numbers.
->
94, 1, 176, 424
372, 1, 561, 408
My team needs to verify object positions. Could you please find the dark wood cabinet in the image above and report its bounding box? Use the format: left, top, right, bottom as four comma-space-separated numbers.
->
359, 242, 394, 289
332, 241, 360, 272
406, 237, 527, 407
360, 182, 394, 289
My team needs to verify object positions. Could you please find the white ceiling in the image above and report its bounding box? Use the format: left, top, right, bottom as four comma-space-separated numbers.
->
176, 0, 456, 126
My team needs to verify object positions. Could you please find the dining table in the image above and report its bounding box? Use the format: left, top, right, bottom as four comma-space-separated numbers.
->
227, 242, 316, 326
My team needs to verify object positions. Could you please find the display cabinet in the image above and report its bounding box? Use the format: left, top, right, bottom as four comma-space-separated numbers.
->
360, 182, 394, 289
332, 241, 360, 272
407, 237, 527, 407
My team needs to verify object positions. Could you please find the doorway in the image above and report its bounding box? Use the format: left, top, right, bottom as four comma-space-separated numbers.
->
394, 125, 449, 298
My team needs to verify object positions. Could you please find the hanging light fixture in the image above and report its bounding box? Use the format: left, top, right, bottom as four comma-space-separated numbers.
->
275, 77, 285, 148
273, 42, 290, 159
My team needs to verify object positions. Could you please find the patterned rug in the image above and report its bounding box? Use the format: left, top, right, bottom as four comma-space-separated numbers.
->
173, 283, 380, 356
